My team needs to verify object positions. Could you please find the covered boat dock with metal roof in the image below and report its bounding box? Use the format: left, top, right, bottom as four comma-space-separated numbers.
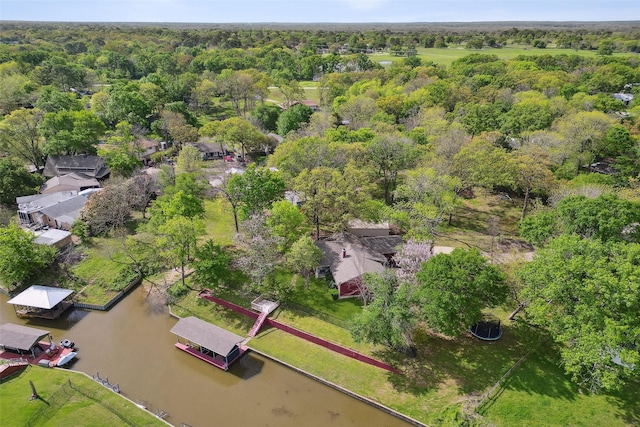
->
7, 285, 74, 319
170, 316, 246, 371
0, 323, 51, 358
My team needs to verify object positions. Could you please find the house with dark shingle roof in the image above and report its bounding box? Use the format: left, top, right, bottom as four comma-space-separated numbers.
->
43, 155, 110, 180
188, 142, 230, 160
316, 228, 403, 299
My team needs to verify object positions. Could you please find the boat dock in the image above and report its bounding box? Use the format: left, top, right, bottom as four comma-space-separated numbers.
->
0, 323, 77, 368
170, 316, 247, 371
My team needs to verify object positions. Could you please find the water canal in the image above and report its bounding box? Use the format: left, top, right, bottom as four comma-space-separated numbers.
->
1, 288, 411, 426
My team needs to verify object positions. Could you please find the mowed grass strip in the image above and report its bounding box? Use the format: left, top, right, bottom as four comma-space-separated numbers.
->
0, 366, 165, 427
370, 45, 632, 67
203, 197, 236, 246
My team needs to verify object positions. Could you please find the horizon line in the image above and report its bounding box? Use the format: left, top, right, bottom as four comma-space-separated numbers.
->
2, 19, 640, 25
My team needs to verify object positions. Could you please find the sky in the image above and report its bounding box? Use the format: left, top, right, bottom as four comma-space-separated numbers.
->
1, 0, 639, 23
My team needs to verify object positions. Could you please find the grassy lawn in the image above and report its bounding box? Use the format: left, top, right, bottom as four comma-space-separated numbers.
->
370, 45, 634, 68
65, 197, 234, 306
0, 366, 165, 426
274, 271, 362, 323
42, 181, 635, 426
299, 80, 320, 102
175, 285, 639, 426
268, 81, 320, 104
437, 191, 524, 253
480, 346, 640, 427
68, 237, 138, 305
203, 197, 236, 246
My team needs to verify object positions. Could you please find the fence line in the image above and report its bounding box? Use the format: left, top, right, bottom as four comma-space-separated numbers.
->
25, 381, 74, 427
74, 275, 141, 311
469, 346, 536, 416
200, 292, 400, 374
68, 379, 136, 426
286, 301, 349, 328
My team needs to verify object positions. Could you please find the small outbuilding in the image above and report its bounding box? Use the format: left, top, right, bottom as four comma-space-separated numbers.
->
170, 316, 246, 371
33, 228, 73, 249
7, 285, 74, 319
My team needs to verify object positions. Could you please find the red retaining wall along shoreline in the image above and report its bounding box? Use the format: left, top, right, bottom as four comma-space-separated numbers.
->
198, 290, 400, 374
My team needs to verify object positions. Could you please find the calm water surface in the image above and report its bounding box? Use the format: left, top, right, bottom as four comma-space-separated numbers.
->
1, 288, 410, 427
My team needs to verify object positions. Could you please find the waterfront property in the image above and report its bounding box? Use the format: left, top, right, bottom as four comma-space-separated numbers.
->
6, 285, 74, 319
16, 190, 97, 231
170, 316, 247, 371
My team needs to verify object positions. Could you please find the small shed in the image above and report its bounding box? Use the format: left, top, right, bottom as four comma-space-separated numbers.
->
0, 323, 51, 358
170, 316, 246, 370
7, 285, 74, 319
33, 229, 73, 249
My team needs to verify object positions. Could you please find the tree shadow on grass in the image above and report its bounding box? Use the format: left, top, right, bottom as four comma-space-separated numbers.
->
495, 348, 577, 401
481, 347, 640, 423
382, 322, 535, 397
608, 378, 640, 426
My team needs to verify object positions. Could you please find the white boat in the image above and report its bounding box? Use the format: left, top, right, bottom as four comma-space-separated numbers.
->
56, 351, 77, 367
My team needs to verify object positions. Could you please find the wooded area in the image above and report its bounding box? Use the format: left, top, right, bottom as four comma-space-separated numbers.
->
0, 21, 639, 424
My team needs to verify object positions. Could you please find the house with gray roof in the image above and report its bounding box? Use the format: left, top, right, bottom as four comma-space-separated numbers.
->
43, 155, 110, 180
16, 189, 97, 231
316, 230, 403, 299
188, 142, 230, 160
613, 93, 634, 106
40, 172, 100, 194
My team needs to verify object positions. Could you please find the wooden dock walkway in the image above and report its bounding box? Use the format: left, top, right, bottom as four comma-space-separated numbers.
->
248, 311, 268, 337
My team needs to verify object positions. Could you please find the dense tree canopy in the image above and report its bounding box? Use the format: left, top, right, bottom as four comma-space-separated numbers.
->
0, 157, 44, 205
518, 235, 640, 393
350, 269, 416, 354
0, 108, 46, 170
1, 22, 639, 409
0, 223, 57, 288
225, 164, 285, 219
277, 103, 313, 136
40, 110, 106, 156
266, 200, 310, 251
415, 248, 509, 337
520, 193, 640, 245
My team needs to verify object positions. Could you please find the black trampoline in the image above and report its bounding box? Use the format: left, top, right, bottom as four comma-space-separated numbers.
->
469, 320, 502, 341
